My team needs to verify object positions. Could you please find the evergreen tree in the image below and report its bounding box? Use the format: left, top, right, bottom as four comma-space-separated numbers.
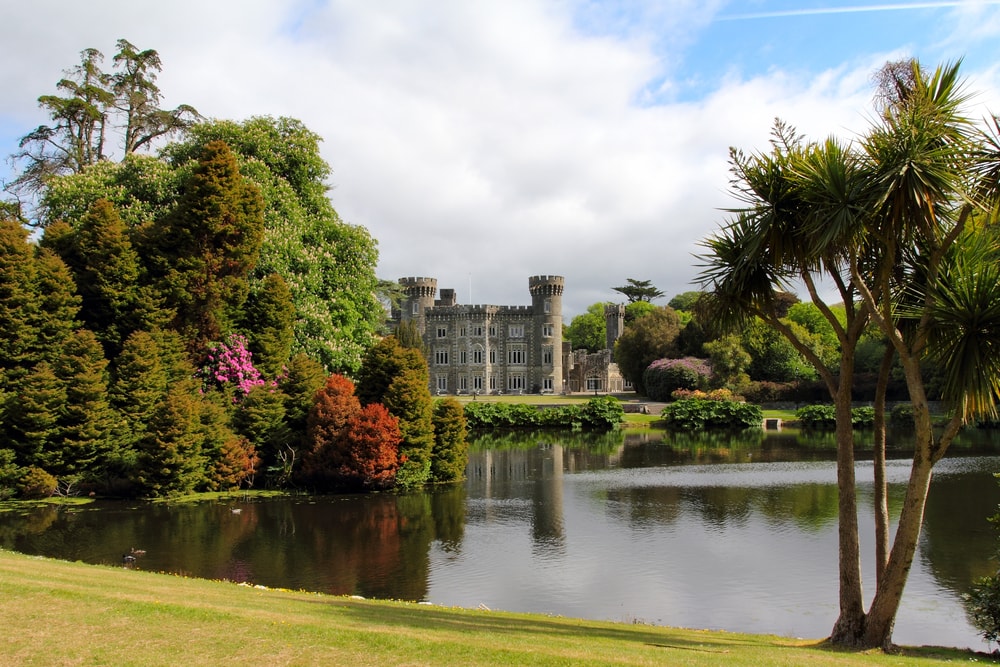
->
150, 140, 264, 354
232, 385, 289, 483
431, 398, 468, 483
279, 353, 327, 445
0, 221, 38, 391
6, 362, 65, 471
135, 378, 205, 496
242, 273, 295, 377
53, 329, 115, 480
383, 362, 434, 490
31, 248, 82, 367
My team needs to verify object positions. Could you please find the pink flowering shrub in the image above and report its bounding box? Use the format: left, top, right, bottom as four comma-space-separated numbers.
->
199, 334, 270, 400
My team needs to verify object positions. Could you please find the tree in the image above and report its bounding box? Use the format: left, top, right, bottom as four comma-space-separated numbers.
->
300, 373, 362, 488
148, 140, 265, 352
383, 361, 435, 490
564, 303, 609, 352
613, 306, 681, 395
430, 398, 468, 482
162, 117, 383, 373
612, 278, 665, 303
668, 291, 703, 311
241, 273, 295, 377
698, 61, 1000, 649
7, 40, 196, 213
337, 403, 401, 490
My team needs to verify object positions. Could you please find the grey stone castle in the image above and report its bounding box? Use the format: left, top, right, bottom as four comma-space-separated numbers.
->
396, 275, 564, 394
394, 275, 629, 395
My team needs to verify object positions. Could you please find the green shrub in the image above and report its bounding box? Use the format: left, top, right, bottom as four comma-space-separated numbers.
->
660, 399, 762, 430
968, 574, 1000, 643
431, 398, 468, 483
0, 449, 21, 500
579, 396, 625, 430
18, 466, 57, 499
796, 404, 876, 429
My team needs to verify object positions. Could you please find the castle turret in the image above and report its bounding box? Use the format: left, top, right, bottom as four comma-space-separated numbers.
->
604, 303, 626, 357
399, 277, 437, 334
529, 275, 564, 393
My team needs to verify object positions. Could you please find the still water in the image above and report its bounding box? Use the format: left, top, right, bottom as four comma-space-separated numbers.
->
2, 428, 999, 650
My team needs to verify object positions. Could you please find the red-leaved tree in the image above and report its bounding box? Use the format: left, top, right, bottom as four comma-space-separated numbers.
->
337, 403, 401, 490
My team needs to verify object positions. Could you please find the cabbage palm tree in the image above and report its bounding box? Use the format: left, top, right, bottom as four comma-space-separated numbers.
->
700, 60, 1000, 649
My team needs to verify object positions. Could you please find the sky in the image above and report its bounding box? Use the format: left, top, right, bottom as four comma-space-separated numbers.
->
2, 1, 1000, 319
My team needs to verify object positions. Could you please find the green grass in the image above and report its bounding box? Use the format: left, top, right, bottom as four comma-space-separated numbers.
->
0, 549, 985, 666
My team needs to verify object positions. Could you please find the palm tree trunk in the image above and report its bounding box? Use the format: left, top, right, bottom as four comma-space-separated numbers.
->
829, 363, 866, 645
873, 346, 894, 584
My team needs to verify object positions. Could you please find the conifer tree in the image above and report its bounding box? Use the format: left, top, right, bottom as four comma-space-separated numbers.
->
0, 220, 38, 391
135, 378, 205, 496
242, 272, 295, 377
337, 403, 400, 490
149, 140, 264, 354
6, 362, 65, 471
431, 398, 468, 483
383, 361, 434, 489
31, 248, 82, 366
300, 373, 362, 488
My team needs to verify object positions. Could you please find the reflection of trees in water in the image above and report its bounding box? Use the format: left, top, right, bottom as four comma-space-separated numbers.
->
468, 429, 625, 454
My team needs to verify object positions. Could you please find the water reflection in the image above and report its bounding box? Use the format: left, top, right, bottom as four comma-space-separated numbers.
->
1, 429, 999, 650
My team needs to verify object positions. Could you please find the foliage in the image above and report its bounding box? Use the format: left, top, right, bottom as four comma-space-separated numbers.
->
241, 273, 295, 377
17, 466, 58, 499
614, 306, 682, 394
163, 117, 382, 373
794, 405, 876, 429
564, 302, 610, 352
431, 398, 469, 482
660, 399, 763, 431
668, 291, 703, 311
464, 398, 623, 431
612, 278, 664, 303
8, 39, 197, 210
703, 334, 752, 391
968, 575, 1000, 644
670, 388, 741, 402
337, 403, 401, 490
578, 395, 625, 430
643, 357, 712, 402
208, 436, 259, 491
300, 374, 362, 487
384, 367, 435, 490
197, 333, 269, 401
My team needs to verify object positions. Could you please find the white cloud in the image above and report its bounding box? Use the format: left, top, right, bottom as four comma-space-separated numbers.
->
2, 0, 998, 318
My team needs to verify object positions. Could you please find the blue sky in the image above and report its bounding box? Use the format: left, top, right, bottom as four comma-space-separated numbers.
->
2, 1, 999, 317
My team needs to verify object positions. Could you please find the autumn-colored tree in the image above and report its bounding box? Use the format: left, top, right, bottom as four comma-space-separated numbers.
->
208, 435, 260, 491
337, 403, 401, 490
430, 398, 468, 483
299, 374, 362, 488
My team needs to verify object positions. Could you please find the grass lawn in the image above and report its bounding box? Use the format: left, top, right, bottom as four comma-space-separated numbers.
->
0, 549, 985, 666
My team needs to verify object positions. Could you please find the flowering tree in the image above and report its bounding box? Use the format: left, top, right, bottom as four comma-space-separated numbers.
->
198, 333, 268, 400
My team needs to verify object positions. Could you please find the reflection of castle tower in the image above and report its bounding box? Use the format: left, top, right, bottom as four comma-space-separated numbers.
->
604, 304, 626, 358
394, 275, 564, 395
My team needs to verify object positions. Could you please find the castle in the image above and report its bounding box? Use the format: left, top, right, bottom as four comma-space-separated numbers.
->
395, 275, 628, 394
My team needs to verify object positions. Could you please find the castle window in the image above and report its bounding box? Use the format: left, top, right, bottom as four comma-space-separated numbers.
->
489, 375, 497, 390
436, 325, 448, 338
472, 346, 484, 364
459, 325, 467, 337
459, 375, 468, 391
434, 348, 449, 365
489, 348, 496, 364
542, 324, 554, 338
544, 300, 551, 314
489, 325, 497, 337
543, 377, 553, 391
586, 377, 603, 392
473, 325, 484, 336
509, 325, 524, 338
411, 302, 419, 315
542, 346, 553, 365
507, 374, 525, 391
460, 350, 467, 364
436, 376, 448, 392
507, 345, 526, 365
473, 375, 483, 390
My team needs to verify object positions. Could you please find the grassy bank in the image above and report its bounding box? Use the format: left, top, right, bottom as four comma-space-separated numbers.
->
0, 549, 983, 666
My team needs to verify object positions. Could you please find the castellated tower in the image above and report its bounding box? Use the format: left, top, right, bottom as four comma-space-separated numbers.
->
604, 303, 626, 357
399, 277, 437, 334
529, 275, 564, 393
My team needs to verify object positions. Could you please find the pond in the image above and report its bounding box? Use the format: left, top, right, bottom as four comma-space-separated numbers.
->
2, 427, 999, 651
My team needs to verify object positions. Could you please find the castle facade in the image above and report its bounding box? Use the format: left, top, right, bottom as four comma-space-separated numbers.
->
397, 275, 565, 394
